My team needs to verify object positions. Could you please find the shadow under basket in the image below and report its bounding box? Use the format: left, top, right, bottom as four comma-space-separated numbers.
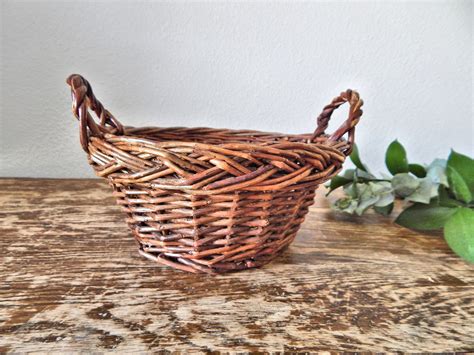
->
67, 74, 364, 274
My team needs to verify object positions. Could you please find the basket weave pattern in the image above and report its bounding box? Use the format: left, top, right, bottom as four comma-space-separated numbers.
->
67, 74, 363, 273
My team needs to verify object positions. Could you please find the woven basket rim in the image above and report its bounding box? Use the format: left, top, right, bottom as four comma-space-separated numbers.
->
113, 125, 344, 148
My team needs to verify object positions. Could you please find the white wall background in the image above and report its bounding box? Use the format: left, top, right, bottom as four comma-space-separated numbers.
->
1, 1, 472, 178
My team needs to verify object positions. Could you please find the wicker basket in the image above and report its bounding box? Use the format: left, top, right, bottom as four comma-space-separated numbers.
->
66, 74, 363, 273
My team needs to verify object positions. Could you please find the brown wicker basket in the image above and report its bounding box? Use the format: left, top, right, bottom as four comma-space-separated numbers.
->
66, 74, 363, 273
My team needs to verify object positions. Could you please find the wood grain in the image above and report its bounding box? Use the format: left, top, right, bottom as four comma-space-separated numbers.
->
1, 178, 473, 352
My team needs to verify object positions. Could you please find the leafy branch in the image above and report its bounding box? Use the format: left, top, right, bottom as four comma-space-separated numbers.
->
327, 140, 474, 263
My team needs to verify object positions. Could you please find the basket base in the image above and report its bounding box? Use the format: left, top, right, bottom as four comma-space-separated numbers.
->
137, 232, 297, 274
115, 182, 319, 274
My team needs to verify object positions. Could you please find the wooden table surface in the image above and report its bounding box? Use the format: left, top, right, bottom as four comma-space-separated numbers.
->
1, 178, 473, 352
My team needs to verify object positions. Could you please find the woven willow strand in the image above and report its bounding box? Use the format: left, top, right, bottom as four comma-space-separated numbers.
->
67, 74, 363, 273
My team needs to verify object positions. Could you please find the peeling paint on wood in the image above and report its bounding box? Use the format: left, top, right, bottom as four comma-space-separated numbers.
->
0, 178, 473, 352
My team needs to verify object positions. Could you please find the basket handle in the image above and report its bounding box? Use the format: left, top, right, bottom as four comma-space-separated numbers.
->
310, 89, 363, 155
66, 74, 124, 152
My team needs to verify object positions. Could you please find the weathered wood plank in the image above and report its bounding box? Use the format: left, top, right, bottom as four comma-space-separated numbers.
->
0, 178, 473, 352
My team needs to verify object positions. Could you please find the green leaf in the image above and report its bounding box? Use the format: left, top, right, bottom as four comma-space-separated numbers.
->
405, 177, 439, 204
427, 159, 448, 187
392, 173, 419, 198
333, 197, 358, 214
326, 175, 353, 196
337, 182, 394, 216
342, 169, 355, 180
349, 144, 367, 172
438, 186, 464, 208
409, 163, 427, 178
447, 150, 474, 196
444, 208, 474, 263
447, 166, 472, 203
343, 182, 359, 198
374, 203, 394, 216
345, 182, 394, 216
385, 140, 409, 175
354, 169, 377, 182
354, 184, 379, 215
370, 181, 394, 207
395, 203, 457, 230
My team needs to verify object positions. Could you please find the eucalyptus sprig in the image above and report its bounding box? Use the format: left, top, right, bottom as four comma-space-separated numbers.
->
327, 140, 474, 263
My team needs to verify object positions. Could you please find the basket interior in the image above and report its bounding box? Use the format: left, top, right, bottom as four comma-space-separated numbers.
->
124, 125, 322, 145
